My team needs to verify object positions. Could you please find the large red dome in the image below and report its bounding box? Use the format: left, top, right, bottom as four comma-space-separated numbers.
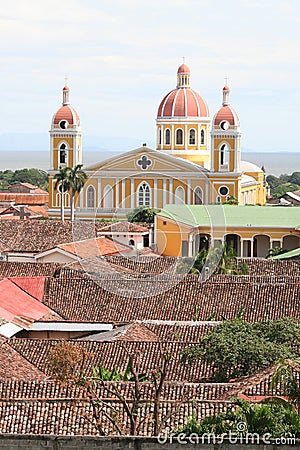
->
157, 88, 209, 118
157, 64, 209, 118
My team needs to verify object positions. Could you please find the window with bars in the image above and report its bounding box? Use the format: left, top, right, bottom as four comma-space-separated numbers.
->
138, 182, 151, 206
189, 129, 196, 145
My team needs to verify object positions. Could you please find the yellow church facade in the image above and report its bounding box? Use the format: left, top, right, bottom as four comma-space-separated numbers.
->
48, 64, 266, 219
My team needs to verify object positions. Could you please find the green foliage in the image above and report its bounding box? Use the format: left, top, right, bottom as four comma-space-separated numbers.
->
181, 318, 300, 382
223, 195, 238, 205
266, 172, 300, 199
179, 244, 249, 276
266, 247, 288, 259
0, 168, 48, 191
92, 363, 148, 382
174, 398, 300, 438
271, 359, 300, 412
127, 206, 158, 223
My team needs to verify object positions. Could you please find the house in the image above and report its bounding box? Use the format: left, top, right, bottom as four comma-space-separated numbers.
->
35, 235, 132, 263
155, 204, 300, 258
98, 221, 152, 250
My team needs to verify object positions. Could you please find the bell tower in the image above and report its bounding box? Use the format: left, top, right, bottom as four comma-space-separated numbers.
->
211, 85, 241, 173
49, 85, 82, 171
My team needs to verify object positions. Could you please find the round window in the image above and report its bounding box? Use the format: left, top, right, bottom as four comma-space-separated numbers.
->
219, 186, 229, 196
59, 120, 69, 129
220, 121, 229, 131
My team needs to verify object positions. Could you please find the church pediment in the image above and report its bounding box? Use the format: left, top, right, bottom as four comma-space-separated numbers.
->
83, 146, 208, 174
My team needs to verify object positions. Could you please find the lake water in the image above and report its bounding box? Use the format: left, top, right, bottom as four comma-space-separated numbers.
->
0, 150, 299, 176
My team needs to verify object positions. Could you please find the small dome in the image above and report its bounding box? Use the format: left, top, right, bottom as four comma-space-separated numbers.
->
213, 105, 239, 127
177, 63, 190, 74
213, 85, 239, 127
52, 85, 80, 126
52, 105, 80, 126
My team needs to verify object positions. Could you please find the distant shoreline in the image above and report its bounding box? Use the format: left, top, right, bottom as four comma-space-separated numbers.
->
0, 151, 299, 176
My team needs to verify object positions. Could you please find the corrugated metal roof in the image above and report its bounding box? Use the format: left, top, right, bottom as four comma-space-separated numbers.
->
0, 279, 50, 322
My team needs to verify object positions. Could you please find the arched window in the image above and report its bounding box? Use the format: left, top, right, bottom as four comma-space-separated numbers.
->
201, 129, 205, 145
189, 129, 196, 145
194, 187, 203, 205
220, 143, 229, 166
176, 129, 183, 145
158, 128, 162, 145
103, 184, 113, 209
165, 129, 170, 145
138, 182, 151, 206
59, 143, 68, 165
87, 185, 96, 209
175, 186, 185, 204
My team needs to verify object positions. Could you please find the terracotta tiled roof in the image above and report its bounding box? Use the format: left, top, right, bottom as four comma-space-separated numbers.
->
43, 274, 300, 323
239, 258, 300, 276
0, 193, 48, 205
0, 337, 46, 380
0, 220, 107, 253
99, 221, 149, 233
9, 339, 214, 382
103, 255, 179, 274
0, 262, 60, 278
58, 236, 130, 258
83, 322, 159, 342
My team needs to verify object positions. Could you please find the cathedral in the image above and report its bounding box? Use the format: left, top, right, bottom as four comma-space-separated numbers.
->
48, 64, 266, 219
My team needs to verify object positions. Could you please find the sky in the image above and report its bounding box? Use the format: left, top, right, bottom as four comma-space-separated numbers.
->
0, 0, 299, 153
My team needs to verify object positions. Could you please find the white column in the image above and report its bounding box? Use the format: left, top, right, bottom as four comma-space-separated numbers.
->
197, 125, 201, 150
187, 179, 191, 204
115, 178, 119, 209
169, 179, 173, 204
97, 178, 101, 209
185, 124, 188, 149
154, 178, 157, 209
121, 179, 126, 209
240, 239, 244, 257
188, 235, 193, 257
171, 124, 174, 150
211, 135, 214, 172
163, 179, 167, 206
250, 239, 254, 257
131, 179, 135, 209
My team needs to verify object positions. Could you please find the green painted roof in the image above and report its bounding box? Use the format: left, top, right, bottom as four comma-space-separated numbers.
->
157, 205, 300, 229
271, 247, 300, 260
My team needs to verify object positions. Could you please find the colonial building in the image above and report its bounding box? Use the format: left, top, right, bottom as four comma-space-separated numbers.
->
48, 64, 266, 219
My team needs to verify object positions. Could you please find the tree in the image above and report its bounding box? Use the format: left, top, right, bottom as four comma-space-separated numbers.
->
181, 318, 300, 382
266, 247, 288, 259
271, 359, 300, 414
54, 166, 70, 222
127, 206, 158, 223
67, 164, 87, 222
174, 397, 300, 438
180, 244, 249, 276
223, 195, 238, 205
48, 341, 179, 436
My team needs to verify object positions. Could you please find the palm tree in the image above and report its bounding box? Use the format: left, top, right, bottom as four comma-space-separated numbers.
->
68, 164, 87, 222
54, 166, 70, 222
